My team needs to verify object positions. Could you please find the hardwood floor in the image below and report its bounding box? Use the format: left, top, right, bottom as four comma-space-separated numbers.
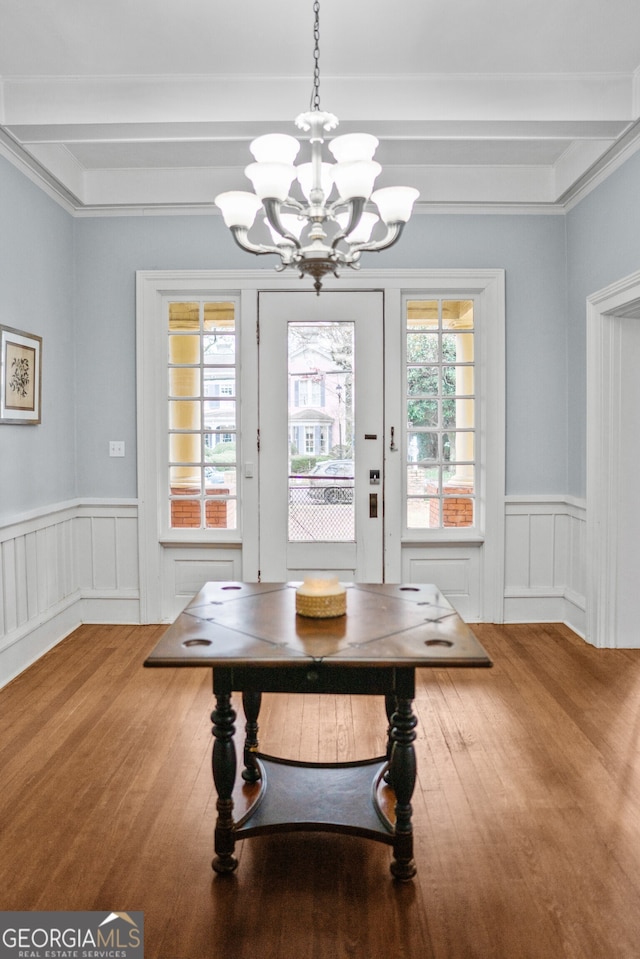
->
2, 622, 640, 958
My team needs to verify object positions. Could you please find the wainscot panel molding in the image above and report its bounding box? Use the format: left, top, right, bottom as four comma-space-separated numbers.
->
1, 495, 588, 686
159, 544, 243, 624
504, 496, 586, 635
401, 543, 483, 621
0, 500, 140, 688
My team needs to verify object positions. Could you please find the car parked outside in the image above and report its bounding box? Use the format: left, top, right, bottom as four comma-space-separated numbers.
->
305, 460, 354, 503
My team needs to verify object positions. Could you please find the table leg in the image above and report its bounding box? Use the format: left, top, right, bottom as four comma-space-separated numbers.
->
242, 690, 262, 783
211, 691, 238, 874
389, 697, 418, 881
384, 693, 397, 785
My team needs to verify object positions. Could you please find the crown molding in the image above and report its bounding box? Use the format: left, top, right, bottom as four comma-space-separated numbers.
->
0, 126, 78, 213
2, 115, 640, 218
560, 117, 640, 210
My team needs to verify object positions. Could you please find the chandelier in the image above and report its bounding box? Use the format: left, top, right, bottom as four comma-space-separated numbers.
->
214, 1, 419, 294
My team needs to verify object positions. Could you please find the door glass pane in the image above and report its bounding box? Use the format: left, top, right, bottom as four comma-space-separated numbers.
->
204, 333, 235, 360
169, 302, 200, 332
407, 333, 439, 363
443, 332, 474, 362
287, 322, 355, 542
407, 367, 439, 396
204, 369, 235, 396
169, 400, 201, 431
407, 300, 439, 329
203, 399, 235, 426
442, 300, 474, 330
204, 302, 235, 332
169, 367, 199, 397
169, 334, 200, 364
409, 398, 438, 428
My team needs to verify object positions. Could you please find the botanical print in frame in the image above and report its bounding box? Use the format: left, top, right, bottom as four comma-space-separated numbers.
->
0, 325, 42, 424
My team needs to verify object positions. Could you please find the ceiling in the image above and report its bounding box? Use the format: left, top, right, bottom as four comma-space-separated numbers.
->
1, 0, 639, 213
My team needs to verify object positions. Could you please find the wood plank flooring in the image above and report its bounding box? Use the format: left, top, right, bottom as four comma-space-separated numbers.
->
2, 622, 640, 958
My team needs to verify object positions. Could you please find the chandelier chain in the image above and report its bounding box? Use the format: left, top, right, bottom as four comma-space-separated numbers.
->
310, 0, 321, 112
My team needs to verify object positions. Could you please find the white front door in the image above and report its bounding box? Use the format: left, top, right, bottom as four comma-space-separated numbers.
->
258, 291, 384, 582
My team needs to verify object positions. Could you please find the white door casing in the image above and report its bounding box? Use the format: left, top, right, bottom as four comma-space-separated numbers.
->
587, 269, 640, 647
136, 269, 504, 623
258, 290, 384, 583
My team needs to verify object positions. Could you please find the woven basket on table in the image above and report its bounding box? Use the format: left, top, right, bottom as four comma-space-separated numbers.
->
295, 591, 346, 618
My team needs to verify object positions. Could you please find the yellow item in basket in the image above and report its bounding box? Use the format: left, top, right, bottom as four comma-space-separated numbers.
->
295, 577, 347, 618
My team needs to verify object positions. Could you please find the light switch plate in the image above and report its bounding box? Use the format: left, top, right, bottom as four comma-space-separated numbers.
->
109, 441, 125, 457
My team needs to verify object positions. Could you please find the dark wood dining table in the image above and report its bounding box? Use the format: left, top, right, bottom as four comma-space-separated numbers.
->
144, 581, 492, 880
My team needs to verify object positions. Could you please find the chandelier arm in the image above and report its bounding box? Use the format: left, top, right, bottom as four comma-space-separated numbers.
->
229, 226, 295, 262
348, 221, 405, 255
263, 198, 303, 249
329, 196, 366, 250
282, 196, 306, 213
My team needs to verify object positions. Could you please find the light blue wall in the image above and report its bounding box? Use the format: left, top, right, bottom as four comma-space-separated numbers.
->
566, 149, 640, 496
375, 213, 568, 494
0, 157, 76, 523
74, 210, 568, 497
73, 214, 253, 498
13, 143, 635, 516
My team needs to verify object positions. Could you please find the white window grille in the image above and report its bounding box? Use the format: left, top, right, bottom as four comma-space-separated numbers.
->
405, 299, 476, 530
167, 300, 238, 530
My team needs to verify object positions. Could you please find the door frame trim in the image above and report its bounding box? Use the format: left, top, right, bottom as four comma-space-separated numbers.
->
586, 268, 640, 647
136, 268, 505, 622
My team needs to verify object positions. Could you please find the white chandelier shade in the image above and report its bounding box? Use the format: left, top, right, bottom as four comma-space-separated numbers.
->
328, 133, 379, 163
296, 162, 334, 202
215, 191, 262, 230
250, 134, 300, 165
214, 4, 419, 293
245, 163, 297, 203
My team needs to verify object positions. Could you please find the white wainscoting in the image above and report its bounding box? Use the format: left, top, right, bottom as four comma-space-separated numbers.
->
504, 496, 586, 635
159, 544, 243, 623
0, 495, 588, 687
0, 500, 140, 688
401, 543, 484, 621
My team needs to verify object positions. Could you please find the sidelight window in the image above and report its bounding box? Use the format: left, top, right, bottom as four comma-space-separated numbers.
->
405, 299, 476, 529
167, 300, 238, 530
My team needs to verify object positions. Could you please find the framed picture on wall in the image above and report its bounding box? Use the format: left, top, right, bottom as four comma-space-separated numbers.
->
0, 325, 42, 425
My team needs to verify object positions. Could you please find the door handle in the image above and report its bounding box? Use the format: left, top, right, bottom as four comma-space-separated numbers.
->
369, 493, 378, 518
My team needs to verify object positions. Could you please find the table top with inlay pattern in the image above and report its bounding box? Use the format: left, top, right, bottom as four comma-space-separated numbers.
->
144, 581, 491, 669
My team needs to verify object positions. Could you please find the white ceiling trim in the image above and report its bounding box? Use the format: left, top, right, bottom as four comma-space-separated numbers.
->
2, 69, 640, 215
0, 127, 77, 213
77, 162, 555, 208
2, 72, 635, 125
4, 126, 640, 217
632, 65, 640, 118
561, 117, 640, 210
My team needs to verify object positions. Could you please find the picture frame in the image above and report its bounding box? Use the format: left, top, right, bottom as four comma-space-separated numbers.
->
0, 325, 42, 425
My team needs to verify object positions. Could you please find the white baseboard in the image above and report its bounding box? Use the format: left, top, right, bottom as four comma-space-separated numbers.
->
0, 599, 82, 689
0, 594, 142, 689
0, 500, 141, 688
503, 589, 586, 636
78, 593, 141, 624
